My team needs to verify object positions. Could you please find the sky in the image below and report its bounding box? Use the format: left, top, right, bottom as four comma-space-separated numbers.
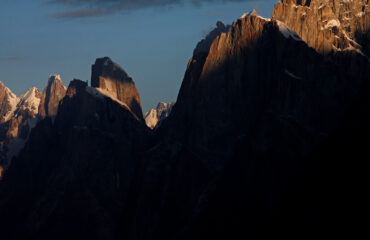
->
0, 0, 276, 112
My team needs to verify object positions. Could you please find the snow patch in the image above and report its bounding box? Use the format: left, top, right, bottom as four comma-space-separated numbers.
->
285, 69, 303, 80
85, 86, 137, 118
17, 87, 41, 115
276, 20, 302, 41
325, 19, 341, 29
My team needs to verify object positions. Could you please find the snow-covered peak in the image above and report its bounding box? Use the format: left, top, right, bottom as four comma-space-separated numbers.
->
17, 87, 42, 115
240, 9, 271, 21
144, 102, 175, 129
240, 9, 257, 18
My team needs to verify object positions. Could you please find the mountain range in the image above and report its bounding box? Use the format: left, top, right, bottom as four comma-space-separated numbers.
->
0, 0, 369, 239
0, 75, 66, 177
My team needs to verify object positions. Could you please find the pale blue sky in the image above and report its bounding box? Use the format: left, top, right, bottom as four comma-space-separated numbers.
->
0, 0, 276, 111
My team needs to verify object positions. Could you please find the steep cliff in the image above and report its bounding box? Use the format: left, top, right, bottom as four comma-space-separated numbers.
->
91, 57, 144, 120
38, 74, 66, 119
124, 10, 369, 240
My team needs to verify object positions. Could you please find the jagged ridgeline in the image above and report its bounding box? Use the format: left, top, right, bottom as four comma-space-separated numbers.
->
0, 75, 66, 178
0, 1, 369, 240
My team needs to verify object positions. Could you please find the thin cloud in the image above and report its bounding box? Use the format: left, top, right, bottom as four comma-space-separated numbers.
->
51, 9, 116, 18
45, 0, 259, 19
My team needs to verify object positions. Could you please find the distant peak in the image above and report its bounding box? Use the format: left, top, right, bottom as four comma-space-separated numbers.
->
48, 74, 62, 83
0, 81, 13, 94
240, 9, 257, 19
21, 87, 41, 99
240, 9, 270, 21
26, 87, 39, 93
0, 81, 13, 93
157, 102, 168, 108
216, 21, 225, 28
47, 74, 66, 91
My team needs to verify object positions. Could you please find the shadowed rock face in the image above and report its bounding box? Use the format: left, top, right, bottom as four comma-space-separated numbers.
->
91, 57, 143, 120
164, 13, 367, 169
0, 78, 152, 240
272, 0, 370, 55
38, 75, 66, 119
124, 12, 369, 240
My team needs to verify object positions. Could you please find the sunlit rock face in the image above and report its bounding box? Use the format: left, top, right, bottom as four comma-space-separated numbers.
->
91, 57, 144, 120
193, 21, 231, 56
144, 102, 175, 129
272, 0, 370, 55
0, 82, 19, 124
38, 74, 66, 119
144, 109, 158, 129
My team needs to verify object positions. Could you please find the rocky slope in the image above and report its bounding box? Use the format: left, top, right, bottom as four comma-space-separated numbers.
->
91, 57, 144, 120
144, 102, 175, 129
272, 0, 370, 55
